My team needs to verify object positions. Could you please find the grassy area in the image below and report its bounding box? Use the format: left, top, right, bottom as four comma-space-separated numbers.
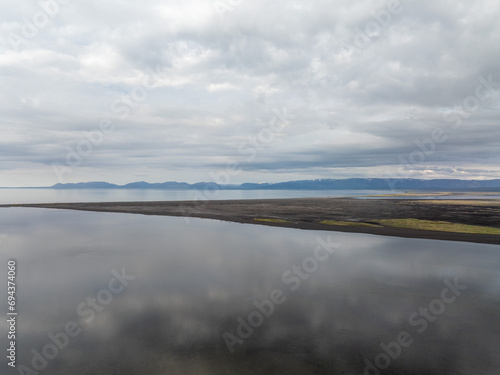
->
320, 220, 381, 228
364, 192, 500, 198
253, 218, 291, 223
376, 219, 500, 235
363, 192, 451, 197
416, 200, 500, 206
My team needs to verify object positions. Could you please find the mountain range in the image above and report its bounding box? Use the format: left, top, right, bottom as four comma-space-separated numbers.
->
45, 178, 500, 191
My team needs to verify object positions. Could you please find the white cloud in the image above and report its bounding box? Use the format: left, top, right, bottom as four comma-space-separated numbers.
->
0, 0, 499, 186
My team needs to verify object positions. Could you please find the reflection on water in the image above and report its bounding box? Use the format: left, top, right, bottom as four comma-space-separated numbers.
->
0, 208, 499, 374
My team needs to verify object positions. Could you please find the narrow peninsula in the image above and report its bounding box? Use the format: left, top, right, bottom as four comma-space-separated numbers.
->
3, 197, 500, 245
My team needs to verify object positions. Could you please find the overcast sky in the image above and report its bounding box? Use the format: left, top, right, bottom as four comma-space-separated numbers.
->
1, 0, 499, 186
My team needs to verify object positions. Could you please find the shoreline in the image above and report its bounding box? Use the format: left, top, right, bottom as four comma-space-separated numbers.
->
2, 197, 500, 245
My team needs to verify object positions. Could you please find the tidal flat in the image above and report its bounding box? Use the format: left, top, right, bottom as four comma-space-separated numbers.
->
5, 197, 500, 245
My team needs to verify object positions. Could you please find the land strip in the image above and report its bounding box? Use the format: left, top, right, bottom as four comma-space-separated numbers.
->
2, 198, 500, 245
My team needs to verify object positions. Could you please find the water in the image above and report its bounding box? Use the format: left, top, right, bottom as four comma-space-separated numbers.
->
0, 189, 399, 204
2, 189, 499, 205
1, 207, 499, 374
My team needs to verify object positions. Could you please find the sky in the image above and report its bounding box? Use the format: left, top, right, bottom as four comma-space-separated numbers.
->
1, 0, 499, 187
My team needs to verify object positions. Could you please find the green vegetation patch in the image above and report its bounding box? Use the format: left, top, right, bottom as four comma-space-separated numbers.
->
320, 220, 381, 228
362, 192, 451, 198
376, 219, 500, 235
253, 218, 291, 223
417, 200, 500, 206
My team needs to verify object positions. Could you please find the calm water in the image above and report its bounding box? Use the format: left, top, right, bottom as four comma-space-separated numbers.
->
0, 188, 400, 204
2, 189, 499, 205
0, 208, 499, 374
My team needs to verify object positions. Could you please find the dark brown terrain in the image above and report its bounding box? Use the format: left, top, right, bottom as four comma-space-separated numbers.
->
3, 198, 500, 245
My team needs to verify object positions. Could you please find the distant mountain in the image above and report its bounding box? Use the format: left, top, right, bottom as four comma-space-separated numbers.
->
47, 178, 500, 191
122, 181, 191, 189
251, 178, 500, 190
51, 182, 118, 189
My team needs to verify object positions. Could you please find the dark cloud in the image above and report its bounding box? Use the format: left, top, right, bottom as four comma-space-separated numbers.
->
1, 0, 499, 186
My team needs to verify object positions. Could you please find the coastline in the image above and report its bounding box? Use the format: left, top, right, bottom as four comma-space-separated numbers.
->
2, 197, 500, 245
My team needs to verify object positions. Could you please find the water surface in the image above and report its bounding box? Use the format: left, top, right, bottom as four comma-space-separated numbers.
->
0, 189, 397, 204
0, 208, 499, 374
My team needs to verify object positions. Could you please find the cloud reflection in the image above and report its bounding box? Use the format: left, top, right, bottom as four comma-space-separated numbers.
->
0, 208, 499, 374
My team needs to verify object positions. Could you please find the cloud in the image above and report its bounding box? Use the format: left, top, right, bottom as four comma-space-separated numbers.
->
0, 0, 499, 186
